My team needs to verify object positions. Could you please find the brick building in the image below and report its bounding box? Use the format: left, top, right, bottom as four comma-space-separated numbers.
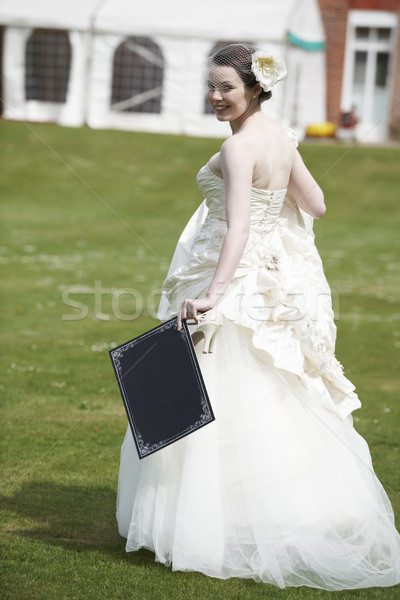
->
318, 0, 400, 141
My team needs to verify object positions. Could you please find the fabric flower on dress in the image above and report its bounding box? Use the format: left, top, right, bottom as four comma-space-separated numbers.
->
251, 51, 287, 92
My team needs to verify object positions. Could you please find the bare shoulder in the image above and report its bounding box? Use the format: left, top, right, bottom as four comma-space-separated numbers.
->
221, 133, 256, 165
270, 121, 296, 151
221, 133, 251, 154
250, 117, 294, 157
268, 121, 297, 167
247, 118, 295, 189
219, 135, 255, 187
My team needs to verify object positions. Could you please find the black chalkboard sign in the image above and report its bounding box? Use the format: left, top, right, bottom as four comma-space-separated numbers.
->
109, 317, 214, 459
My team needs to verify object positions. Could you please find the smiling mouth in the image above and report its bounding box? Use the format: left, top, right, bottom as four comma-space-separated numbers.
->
214, 106, 229, 112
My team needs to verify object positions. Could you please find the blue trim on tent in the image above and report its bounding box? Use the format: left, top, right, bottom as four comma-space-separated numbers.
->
288, 31, 325, 51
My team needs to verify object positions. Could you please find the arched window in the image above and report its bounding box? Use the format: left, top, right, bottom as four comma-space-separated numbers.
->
204, 40, 251, 114
25, 29, 71, 103
111, 37, 164, 114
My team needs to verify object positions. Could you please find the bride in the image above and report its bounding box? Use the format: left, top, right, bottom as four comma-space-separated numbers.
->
116, 43, 400, 590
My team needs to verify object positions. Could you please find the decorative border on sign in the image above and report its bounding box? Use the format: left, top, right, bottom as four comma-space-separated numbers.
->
135, 392, 213, 457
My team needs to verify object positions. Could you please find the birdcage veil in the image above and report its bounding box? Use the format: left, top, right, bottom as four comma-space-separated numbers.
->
205, 43, 287, 102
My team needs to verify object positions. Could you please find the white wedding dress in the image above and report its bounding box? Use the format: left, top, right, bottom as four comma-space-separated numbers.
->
116, 131, 400, 590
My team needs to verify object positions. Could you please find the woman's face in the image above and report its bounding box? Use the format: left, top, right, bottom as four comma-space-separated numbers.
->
207, 64, 256, 124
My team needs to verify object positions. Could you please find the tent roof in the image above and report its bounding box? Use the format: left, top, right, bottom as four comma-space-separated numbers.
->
288, 0, 326, 47
94, 0, 298, 41
0, 0, 102, 30
0, 0, 324, 43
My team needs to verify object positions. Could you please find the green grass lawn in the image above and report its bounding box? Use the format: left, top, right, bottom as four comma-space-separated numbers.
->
1, 120, 399, 600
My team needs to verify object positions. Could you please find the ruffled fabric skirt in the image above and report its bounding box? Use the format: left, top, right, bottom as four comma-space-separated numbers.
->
117, 317, 400, 590
117, 197, 400, 589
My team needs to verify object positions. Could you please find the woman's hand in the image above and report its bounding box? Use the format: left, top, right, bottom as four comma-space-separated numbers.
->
177, 296, 217, 330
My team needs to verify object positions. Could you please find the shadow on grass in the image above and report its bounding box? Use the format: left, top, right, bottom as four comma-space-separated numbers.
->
2, 481, 269, 593
3, 481, 399, 598
1, 480, 158, 568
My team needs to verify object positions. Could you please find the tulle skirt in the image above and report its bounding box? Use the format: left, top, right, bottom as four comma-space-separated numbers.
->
116, 317, 400, 590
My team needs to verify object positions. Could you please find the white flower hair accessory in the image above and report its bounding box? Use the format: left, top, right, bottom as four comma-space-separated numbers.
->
251, 51, 287, 92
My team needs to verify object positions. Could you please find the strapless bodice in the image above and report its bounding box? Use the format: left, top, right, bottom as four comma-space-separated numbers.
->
158, 150, 362, 424
196, 164, 287, 230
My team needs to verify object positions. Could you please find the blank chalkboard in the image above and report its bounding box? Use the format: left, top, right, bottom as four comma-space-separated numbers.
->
109, 317, 214, 459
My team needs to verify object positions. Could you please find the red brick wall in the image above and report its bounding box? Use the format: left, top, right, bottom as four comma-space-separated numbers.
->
389, 10, 400, 139
317, 0, 350, 125
350, 0, 400, 9
0, 26, 3, 116
318, 0, 400, 137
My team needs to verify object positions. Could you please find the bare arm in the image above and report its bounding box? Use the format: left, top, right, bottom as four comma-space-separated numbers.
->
177, 138, 252, 329
286, 149, 326, 219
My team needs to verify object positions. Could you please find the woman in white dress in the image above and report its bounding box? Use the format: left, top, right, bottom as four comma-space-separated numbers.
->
116, 43, 400, 590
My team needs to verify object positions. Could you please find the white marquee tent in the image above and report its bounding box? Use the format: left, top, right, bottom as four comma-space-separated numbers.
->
0, 0, 326, 137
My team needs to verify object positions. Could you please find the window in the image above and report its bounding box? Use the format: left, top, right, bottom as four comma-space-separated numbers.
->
342, 11, 397, 134
372, 50, 390, 124
111, 37, 164, 114
350, 26, 393, 126
25, 29, 71, 103
352, 50, 367, 118
355, 27, 369, 39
